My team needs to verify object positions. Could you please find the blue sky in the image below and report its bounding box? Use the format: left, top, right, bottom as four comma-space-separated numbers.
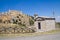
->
0, 0, 60, 22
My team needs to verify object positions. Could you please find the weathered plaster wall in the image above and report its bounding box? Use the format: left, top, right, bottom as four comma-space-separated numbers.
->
45, 20, 55, 31
34, 21, 46, 32
34, 20, 55, 32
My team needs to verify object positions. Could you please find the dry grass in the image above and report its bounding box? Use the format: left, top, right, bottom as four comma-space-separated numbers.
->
0, 29, 60, 38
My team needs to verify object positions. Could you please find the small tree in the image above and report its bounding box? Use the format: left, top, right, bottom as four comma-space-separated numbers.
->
29, 18, 34, 26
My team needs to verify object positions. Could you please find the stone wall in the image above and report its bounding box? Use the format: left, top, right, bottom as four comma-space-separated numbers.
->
34, 21, 46, 32
34, 20, 55, 32
0, 24, 35, 34
45, 20, 55, 31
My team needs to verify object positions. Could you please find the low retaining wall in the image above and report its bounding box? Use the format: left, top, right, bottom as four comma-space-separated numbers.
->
0, 26, 35, 34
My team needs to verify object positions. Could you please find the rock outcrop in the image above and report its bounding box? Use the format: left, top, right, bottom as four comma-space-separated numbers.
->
0, 10, 34, 26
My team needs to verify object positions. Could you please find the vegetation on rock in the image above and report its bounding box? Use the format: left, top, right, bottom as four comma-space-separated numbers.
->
0, 10, 35, 34
29, 17, 34, 26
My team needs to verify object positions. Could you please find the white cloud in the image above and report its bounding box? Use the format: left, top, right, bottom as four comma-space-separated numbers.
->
57, 16, 60, 18
55, 16, 60, 22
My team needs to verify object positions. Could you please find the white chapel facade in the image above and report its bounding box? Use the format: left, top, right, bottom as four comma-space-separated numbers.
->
34, 14, 55, 32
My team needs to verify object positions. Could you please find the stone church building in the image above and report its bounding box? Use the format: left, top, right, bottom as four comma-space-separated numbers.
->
34, 15, 55, 32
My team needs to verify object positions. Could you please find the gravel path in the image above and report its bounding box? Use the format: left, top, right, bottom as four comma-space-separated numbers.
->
0, 33, 60, 40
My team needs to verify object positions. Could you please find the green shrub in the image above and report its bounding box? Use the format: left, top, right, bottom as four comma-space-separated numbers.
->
29, 18, 34, 26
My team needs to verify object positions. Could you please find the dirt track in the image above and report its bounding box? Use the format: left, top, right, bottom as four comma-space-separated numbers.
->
0, 32, 60, 40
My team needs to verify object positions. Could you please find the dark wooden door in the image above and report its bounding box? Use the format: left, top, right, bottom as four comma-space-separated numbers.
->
38, 22, 41, 29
